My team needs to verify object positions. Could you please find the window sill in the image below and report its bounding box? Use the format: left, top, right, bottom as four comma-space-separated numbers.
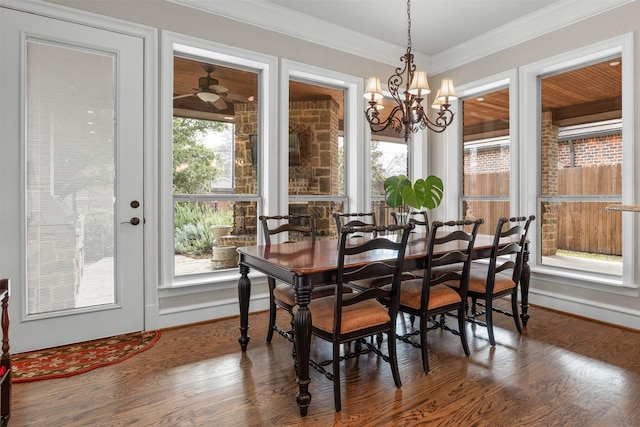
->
531, 265, 639, 297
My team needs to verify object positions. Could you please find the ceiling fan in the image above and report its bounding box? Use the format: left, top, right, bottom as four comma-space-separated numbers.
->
173, 65, 249, 110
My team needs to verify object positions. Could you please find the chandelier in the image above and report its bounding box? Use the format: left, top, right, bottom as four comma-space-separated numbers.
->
364, 0, 457, 143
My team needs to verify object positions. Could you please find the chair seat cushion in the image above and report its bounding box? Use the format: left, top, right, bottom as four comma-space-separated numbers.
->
465, 268, 516, 294
305, 295, 390, 334
394, 278, 462, 310
274, 283, 352, 308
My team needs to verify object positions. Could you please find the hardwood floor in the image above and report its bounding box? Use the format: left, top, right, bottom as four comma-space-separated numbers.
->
11, 301, 640, 426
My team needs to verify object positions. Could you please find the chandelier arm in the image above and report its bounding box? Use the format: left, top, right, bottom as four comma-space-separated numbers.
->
366, 104, 405, 134
420, 108, 456, 133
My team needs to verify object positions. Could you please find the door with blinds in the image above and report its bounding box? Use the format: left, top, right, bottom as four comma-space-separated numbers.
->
0, 7, 145, 352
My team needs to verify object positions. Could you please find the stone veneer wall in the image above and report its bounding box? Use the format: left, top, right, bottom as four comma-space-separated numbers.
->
234, 97, 340, 238
288, 97, 340, 237
232, 102, 259, 241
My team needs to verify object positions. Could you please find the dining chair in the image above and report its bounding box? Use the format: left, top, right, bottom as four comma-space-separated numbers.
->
391, 219, 483, 372
391, 210, 429, 229
260, 214, 318, 342
460, 215, 535, 346
332, 212, 377, 238
304, 222, 414, 412
260, 214, 352, 344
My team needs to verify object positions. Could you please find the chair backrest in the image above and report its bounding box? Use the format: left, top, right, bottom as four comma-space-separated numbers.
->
421, 219, 484, 308
332, 212, 377, 238
391, 210, 429, 229
259, 214, 316, 245
333, 222, 414, 335
488, 215, 536, 286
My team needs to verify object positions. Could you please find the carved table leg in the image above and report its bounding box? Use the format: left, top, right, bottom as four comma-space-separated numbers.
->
520, 242, 531, 328
238, 262, 251, 352
293, 275, 312, 416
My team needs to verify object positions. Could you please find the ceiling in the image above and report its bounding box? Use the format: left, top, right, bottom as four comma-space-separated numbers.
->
264, 0, 560, 57
172, 1, 623, 140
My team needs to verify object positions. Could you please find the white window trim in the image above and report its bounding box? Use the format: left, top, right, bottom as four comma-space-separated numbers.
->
160, 31, 277, 288
520, 32, 636, 290
280, 59, 364, 215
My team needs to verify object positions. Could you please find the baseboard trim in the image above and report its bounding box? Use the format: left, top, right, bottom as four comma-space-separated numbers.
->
158, 292, 270, 329
529, 288, 640, 332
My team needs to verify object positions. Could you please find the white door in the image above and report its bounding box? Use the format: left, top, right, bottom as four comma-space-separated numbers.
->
0, 8, 145, 352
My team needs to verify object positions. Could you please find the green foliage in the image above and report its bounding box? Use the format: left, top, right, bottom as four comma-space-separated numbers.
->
174, 202, 233, 256
383, 174, 444, 211
173, 117, 224, 194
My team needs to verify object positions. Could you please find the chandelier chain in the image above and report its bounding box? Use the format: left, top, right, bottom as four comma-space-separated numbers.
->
406, 0, 412, 54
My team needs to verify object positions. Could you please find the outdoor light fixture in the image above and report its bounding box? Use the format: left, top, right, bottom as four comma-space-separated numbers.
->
364, 0, 457, 142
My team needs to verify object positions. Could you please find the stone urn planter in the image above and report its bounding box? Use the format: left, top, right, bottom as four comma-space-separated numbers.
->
211, 225, 237, 270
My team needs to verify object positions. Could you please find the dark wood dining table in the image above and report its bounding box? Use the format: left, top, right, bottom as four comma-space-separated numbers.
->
236, 232, 531, 416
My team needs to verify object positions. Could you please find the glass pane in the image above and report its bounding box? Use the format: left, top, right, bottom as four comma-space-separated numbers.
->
371, 140, 408, 196
287, 200, 345, 239
461, 87, 510, 229
539, 57, 622, 270
463, 200, 510, 236
540, 201, 621, 274
173, 57, 258, 196
174, 201, 258, 275
288, 80, 344, 196
26, 40, 116, 314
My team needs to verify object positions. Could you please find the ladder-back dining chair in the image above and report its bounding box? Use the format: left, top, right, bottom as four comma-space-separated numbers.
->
392, 219, 483, 372
304, 222, 414, 411
332, 212, 377, 239
259, 214, 350, 343
461, 215, 535, 346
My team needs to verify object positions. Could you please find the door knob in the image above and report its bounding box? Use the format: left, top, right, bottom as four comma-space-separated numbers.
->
129, 217, 140, 225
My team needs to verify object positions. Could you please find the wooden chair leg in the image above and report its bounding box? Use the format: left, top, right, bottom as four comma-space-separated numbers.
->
457, 306, 470, 356
387, 331, 402, 388
419, 315, 430, 372
485, 297, 496, 346
333, 342, 342, 412
511, 290, 523, 333
266, 277, 277, 343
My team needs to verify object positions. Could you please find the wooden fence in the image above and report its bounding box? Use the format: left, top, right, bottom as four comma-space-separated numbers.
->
464, 164, 622, 255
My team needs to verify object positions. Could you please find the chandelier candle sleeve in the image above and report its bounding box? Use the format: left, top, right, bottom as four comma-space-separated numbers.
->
364, 0, 456, 142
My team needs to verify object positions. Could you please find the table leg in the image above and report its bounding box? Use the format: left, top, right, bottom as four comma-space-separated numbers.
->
520, 242, 531, 328
238, 262, 251, 352
293, 275, 312, 416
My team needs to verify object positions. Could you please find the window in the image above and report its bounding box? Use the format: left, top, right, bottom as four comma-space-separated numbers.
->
461, 87, 510, 235
170, 52, 262, 278
282, 62, 360, 240
538, 57, 622, 275
370, 139, 408, 226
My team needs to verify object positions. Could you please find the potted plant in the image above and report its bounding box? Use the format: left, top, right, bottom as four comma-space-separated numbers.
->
383, 174, 444, 224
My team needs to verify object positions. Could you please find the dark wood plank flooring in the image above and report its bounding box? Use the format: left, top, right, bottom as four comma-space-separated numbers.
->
10, 301, 640, 426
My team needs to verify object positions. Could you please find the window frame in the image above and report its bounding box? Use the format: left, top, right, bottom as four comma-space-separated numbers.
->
520, 33, 636, 291
447, 70, 520, 222
280, 60, 363, 223
160, 31, 277, 288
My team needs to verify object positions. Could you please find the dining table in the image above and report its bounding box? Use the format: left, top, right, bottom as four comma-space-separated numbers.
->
236, 232, 531, 416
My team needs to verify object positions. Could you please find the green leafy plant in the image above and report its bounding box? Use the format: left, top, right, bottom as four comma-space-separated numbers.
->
383, 174, 444, 215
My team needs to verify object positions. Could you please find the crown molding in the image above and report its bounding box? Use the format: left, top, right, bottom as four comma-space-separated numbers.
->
167, 0, 411, 67
169, 0, 631, 75
428, 0, 635, 74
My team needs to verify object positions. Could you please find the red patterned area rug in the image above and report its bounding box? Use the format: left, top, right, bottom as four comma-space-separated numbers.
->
12, 330, 161, 383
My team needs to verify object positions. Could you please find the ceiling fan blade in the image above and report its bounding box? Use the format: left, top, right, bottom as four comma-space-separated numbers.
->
173, 93, 195, 100
209, 84, 229, 93
212, 98, 227, 110
225, 92, 251, 102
